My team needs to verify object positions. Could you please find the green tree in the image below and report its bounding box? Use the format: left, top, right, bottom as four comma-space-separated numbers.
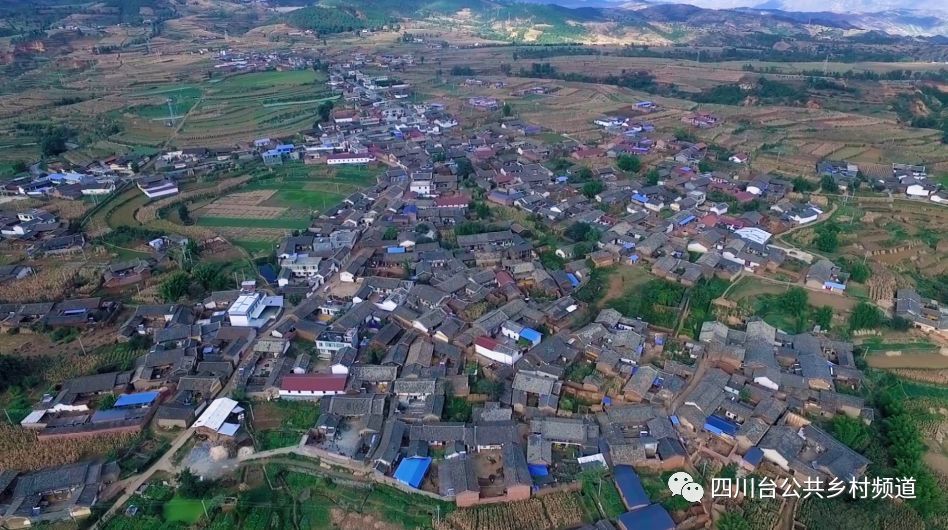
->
780, 287, 808, 315
177, 203, 191, 225
317, 100, 334, 123
792, 176, 814, 192
846, 260, 871, 283
502, 103, 512, 117
821, 174, 838, 192
616, 154, 641, 173
830, 415, 870, 452
573, 166, 593, 182
645, 169, 660, 185
849, 301, 883, 330
158, 271, 191, 303
382, 227, 398, 240
582, 180, 605, 199
813, 305, 833, 330
815, 227, 839, 252
697, 160, 713, 173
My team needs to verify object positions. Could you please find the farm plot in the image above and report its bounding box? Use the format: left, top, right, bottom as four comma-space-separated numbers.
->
436, 491, 586, 530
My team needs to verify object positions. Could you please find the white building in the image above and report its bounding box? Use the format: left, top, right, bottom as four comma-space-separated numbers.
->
326, 153, 375, 165
227, 292, 284, 328
474, 336, 522, 365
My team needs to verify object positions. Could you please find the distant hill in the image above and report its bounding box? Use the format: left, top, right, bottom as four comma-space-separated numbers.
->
279, 0, 948, 38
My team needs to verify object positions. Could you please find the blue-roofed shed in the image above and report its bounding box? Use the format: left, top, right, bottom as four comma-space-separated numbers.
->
678, 214, 696, 226
617, 504, 674, 530
632, 193, 649, 203
566, 273, 580, 287
387, 246, 407, 254
614, 465, 650, 511
394, 457, 431, 489
520, 328, 542, 346
704, 414, 738, 437
528, 464, 549, 477
114, 391, 160, 408
743, 446, 764, 468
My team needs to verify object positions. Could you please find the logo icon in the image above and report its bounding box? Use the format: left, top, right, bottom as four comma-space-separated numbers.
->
667, 471, 704, 503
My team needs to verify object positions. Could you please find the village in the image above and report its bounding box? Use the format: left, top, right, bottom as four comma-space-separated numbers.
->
0, 45, 946, 530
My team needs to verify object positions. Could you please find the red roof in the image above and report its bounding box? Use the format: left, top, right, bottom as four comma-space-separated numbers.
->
280, 374, 347, 392
495, 270, 515, 287
475, 336, 500, 350
326, 152, 371, 160
434, 194, 471, 207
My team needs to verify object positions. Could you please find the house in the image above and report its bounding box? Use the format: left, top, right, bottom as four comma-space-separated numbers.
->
805, 259, 848, 294
193, 397, 245, 441
474, 336, 522, 365
279, 373, 348, 399
0, 460, 118, 527
895, 288, 948, 333
616, 505, 675, 530
103, 260, 151, 288
326, 152, 375, 165
227, 293, 284, 328
137, 175, 178, 199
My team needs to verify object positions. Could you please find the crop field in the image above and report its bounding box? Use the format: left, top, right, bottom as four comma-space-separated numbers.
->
436, 491, 586, 530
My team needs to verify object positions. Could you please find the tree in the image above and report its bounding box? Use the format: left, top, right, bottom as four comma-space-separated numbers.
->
177, 203, 191, 225
780, 287, 808, 315
846, 260, 870, 283
616, 154, 641, 173
40, 127, 70, 157
539, 251, 565, 271
830, 415, 870, 452
792, 176, 814, 192
158, 271, 191, 302
565, 222, 593, 242
582, 180, 604, 199
573, 166, 593, 182
815, 226, 839, 252
177, 468, 215, 498
502, 103, 512, 117
317, 100, 334, 123
645, 169, 660, 185
382, 227, 398, 240
414, 223, 430, 234
821, 174, 838, 192
813, 305, 833, 330
849, 301, 882, 330
697, 160, 713, 173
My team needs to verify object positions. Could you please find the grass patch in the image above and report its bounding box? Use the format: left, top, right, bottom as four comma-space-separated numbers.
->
580, 470, 625, 519
163, 495, 205, 523
232, 239, 276, 256
258, 430, 301, 450
215, 70, 323, 91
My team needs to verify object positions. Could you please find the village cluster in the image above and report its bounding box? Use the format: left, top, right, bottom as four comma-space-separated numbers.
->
1, 50, 948, 530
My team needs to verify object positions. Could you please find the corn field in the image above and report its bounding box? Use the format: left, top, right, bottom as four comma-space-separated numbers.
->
0, 424, 136, 472
436, 492, 584, 530
0, 262, 83, 303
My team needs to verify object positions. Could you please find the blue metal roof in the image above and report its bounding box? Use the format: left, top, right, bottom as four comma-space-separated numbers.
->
613, 465, 650, 511
114, 391, 160, 408
824, 281, 847, 290
632, 193, 649, 203
566, 273, 580, 287
669, 415, 680, 426
394, 457, 431, 489
617, 504, 675, 530
704, 414, 738, 437
678, 215, 696, 226
520, 328, 542, 344
387, 246, 406, 254
743, 446, 764, 466
528, 464, 549, 477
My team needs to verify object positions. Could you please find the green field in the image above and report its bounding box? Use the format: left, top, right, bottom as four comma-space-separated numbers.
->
196, 216, 311, 230
232, 239, 277, 256
214, 70, 323, 91
163, 495, 205, 523
133, 86, 203, 120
